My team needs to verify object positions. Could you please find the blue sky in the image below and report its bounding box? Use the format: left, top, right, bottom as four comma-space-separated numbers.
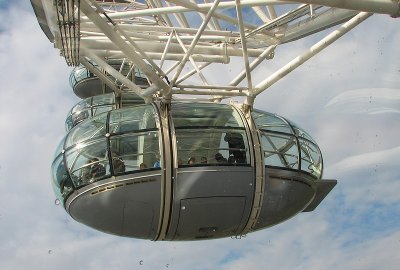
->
0, 1, 399, 270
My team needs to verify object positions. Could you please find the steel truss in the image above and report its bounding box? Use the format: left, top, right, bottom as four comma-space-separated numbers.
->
37, 0, 399, 105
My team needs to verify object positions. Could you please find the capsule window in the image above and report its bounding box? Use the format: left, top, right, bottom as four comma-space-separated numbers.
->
252, 110, 323, 179
260, 132, 298, 169
65, 139, 110, 187
51, 155, 74, 201
172, 103, 249, 166
298, 138, 322, 178
252, 110, 293, 134
65, 113, 108, 148
109, 131, 161, 173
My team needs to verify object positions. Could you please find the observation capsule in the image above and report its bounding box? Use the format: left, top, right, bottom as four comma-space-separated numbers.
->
52, 97, 336, 240
69, 62, 149, 98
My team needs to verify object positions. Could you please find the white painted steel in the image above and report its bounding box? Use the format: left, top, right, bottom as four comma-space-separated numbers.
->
254, 12, 373, 96
36, 0, 398, 104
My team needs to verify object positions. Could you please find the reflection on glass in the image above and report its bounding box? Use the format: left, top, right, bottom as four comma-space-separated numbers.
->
176, 129, 249, 166
65, 93, 116, 131
110, 131, 160, 173
53, 104, 162, 204
109, 105, 157, 134
172, 103, 244, 128
252, 110, 292, 134
65, 113, 107, 148
51, 155, 74, 202
299, 138, 322, 177
252, 110, 323, 179
260, 132, 298, 169
172, 103, 248, 166
65, 139, 109, 187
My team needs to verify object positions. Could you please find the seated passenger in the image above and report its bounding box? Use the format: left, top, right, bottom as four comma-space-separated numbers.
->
188, 157, 196, 165
140, 163, 148, 169
153, 160, 161, 168
224, 132, 246, 163
153, 154, 161, 168
111, 152, 125, 174
178, 158, 184, 166
228, 155, 236, 164
59, 174, 74, 196
215, 153, 227, 164
80, 160, 92, 183
89, 158, 106, 180
200, 156, 207, 164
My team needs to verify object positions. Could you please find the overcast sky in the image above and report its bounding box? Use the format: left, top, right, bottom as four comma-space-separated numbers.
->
0, 1, 399, 270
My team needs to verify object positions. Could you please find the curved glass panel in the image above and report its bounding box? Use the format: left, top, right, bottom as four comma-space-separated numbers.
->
51, 155, 74, 202
54, 134, 67, 157
53, 104, 162, 206
298, 138, 322, 178
69, 65, 93, 89
65, 139, 110, 187
110, 131, 160, 173
287, 121, 316, 143
172, 103, 244, 128
175, 129, 249, 166
71, 100, 90, 115
109, 105, 157, 134
92, 93, 115, 106
252, 110, 292, 134
172, 103, 249, 166
69, 64, 149, 91
252, 110, 323, 179
65, 113, 108, 148
65, 93, 116, 131
260, 132, 298, 169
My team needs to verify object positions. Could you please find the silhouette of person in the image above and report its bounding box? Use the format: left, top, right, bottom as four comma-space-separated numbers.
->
188, 157, 196, 165
224, 132, 246, 164
111, 152, 125, 174
140, 163, 148, 169
215, 153, 227, 164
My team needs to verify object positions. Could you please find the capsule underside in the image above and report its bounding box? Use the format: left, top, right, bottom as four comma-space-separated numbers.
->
52, 97, 336, 240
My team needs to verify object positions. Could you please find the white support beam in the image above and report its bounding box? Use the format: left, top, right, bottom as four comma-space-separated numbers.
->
281, 8, 358, 43
252, 6, 271, 23
235, 0, 253, 91
254, 12, 373, 96
79, 39, 267, 57
169, 0, 222, 87
167, 0, 259, 30
80, 22, 239, 37
173, 32, 209, 85
81, 48, 144, 96
80, 57, 122, 94
288, 0, 400, 17
81, 0, 171, 96
176, 62, 212, 84
83, 0, 289, 21
160, 32, 175, 69
173, 89, 248, 96
202, 0, 221, 30
266, 4, 278, 19
84, 50, 229, 63
229, 45, 276, 86
148, 0, 173, 27
164, 1, 190, 28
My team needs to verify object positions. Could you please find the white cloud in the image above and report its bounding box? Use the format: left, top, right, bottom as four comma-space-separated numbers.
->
0, 3, 399, 270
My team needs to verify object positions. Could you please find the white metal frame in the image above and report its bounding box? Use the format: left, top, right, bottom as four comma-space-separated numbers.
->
42, 0, 399, 105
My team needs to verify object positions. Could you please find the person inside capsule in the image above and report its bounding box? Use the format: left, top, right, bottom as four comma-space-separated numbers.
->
80, 158, 106, 184
111, 151, 126, 174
